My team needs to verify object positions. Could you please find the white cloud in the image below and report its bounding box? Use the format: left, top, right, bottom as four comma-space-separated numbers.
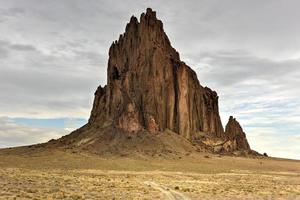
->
247, 128, 300, 160
0, 0, 299, 159
0, 117, 68, 148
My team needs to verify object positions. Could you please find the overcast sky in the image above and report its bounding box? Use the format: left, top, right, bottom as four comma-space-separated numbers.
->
0, 0, 299, 159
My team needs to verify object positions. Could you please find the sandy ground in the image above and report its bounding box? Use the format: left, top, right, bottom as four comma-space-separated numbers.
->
0, 149, 299, 199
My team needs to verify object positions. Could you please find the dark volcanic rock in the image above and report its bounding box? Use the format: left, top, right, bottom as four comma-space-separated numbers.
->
89, 8, 224, 140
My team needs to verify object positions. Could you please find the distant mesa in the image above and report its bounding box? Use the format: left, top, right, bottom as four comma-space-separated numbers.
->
47, 8, 259, 156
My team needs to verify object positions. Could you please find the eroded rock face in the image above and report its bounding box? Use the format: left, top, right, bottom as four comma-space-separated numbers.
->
224, 116, 251, 151
88, 8, 250, 153
89, 8, 224, 139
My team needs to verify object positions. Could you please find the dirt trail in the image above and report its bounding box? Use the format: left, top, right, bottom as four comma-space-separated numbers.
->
144, 181, 191, 200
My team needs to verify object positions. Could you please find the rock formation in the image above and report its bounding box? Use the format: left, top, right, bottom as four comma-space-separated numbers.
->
224, 116, 251, 151
89, 8, 224, 140
59, 8, 253, 154
207, 116, 252, 153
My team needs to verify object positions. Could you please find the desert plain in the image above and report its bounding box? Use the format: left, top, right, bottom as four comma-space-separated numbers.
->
0, 147, 299, 200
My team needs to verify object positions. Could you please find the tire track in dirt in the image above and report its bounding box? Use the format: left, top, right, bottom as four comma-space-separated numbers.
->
144, 181, 191, 200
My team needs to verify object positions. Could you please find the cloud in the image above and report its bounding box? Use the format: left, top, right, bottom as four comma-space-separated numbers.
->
247, 128, 300, 160
0, 117, 67, 148
10, 43, 37, 51
163, 0, 300, 60
289, 134, 300, 141
0, 46, 8, 58
184, 50, 300, 98
0, 7, 25, 22
0, 0, 299, 158
0, 39, 105, 118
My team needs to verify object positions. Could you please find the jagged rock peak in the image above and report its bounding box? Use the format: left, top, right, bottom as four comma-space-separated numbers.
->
225, 116, 243, 137
125, 8, 161, 32
89, 8, 225, 141
140, 8, 162, 27
224, 116, 251, 151
109, 8, 177, 60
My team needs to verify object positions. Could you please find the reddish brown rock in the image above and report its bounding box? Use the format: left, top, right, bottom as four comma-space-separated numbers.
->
41, 8, 257, 157
88, 8, 251, 153
89, 8, 224, 140
224, 116, 251, 151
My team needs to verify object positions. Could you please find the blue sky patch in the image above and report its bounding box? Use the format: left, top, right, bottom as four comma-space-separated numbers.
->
13, 118, 87, 129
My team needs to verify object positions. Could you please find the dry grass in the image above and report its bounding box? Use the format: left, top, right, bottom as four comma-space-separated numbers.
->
0, 148, 299, 199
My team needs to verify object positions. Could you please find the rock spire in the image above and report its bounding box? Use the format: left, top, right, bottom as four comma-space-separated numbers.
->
87, 8, 252, 153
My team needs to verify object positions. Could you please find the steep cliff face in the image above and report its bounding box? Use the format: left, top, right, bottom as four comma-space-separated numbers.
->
89, 8, 224, 140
